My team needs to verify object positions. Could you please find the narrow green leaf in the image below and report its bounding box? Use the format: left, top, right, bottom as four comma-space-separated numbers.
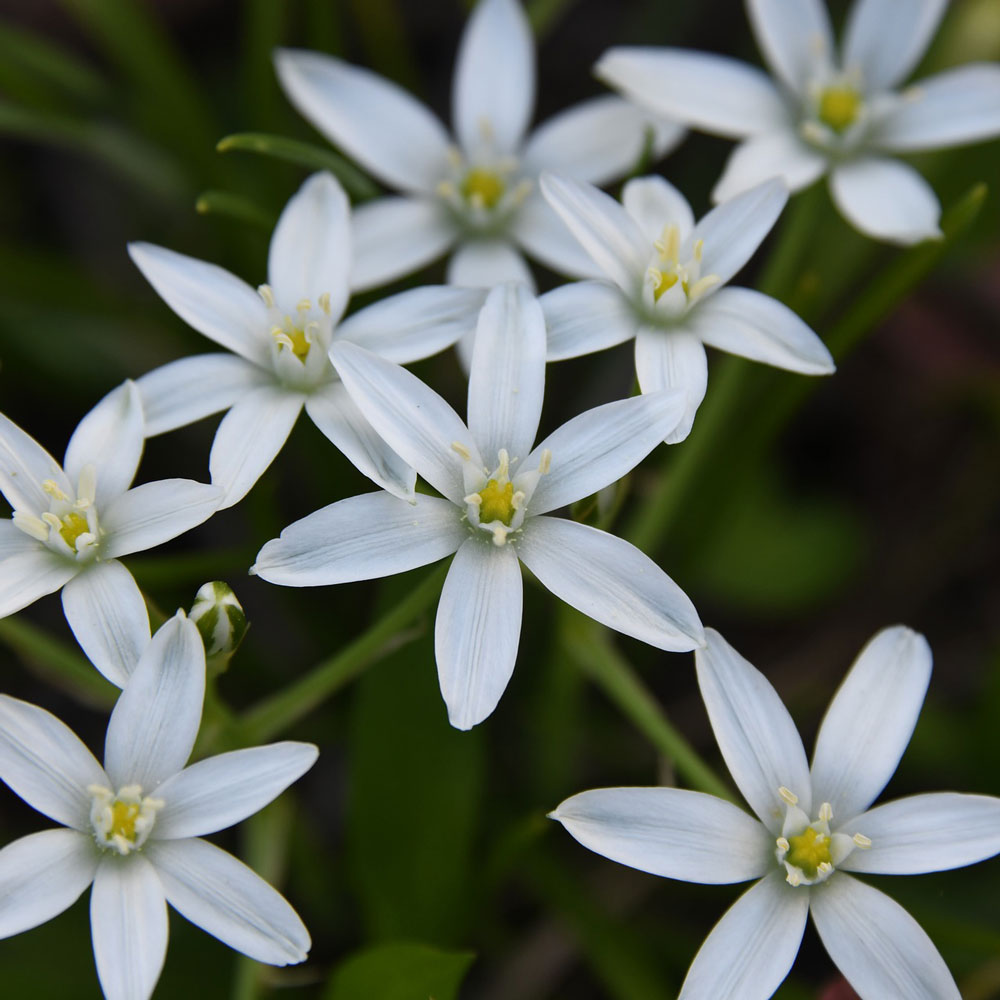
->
195, 189, 277, 231
324, 942, 475, 1000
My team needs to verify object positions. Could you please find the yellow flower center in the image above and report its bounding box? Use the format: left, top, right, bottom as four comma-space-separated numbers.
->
109, 799, 141, 843
818, 86, 861, 132
58, 511, 90, 549
478, 479, 516, 525
785, 826, 832, 879
462, 167, 505, 209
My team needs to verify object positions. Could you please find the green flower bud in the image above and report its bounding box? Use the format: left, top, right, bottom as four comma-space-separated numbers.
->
190, 581, 248, 659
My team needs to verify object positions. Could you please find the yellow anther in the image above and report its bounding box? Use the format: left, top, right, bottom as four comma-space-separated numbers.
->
478, 479, 515, 526
785, 826, 832, 879
778, 787, 799, 806
693, 239, 704, 262
776, 837, 790, 852
258, 284, 275, 307
650, 268, 678, 302
42, 479, 68, 502
296, 298, 312, 314
461, 168, 505, 209
437, 180, 458, 199
319, 292, 331, 315
853, 832, 872, 849
818, 802, 833, 822
538, 449, 552, 476
272, 324, 310, 362
818, 85, 861, 132
451, 441, 472, 461
688, 274, 721, 300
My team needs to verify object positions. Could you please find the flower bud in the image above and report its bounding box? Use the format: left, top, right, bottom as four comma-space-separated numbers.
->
189, 581, 248, 660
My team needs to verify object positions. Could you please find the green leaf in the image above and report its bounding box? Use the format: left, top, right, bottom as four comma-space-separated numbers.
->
324, 942, 475, 1000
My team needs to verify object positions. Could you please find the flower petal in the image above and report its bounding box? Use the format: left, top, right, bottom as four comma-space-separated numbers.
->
0, 411, 70, 513
305, 383, 415, 499
712, 131, 828, 202
350, 196, 457, 291
522, 95, 685, 186
136, 354, 268, 437
209, 385, 304, 509
268, 172, 351, 321
0, 829, 98, 937
468, 282, 546, 466
0, 520, 40, 560
746, 0, 833, 93
540, 280, 639, 361
154, 743, 318, 840
595, 48, 789, 139
843, 0, 949, 94
446, 238, 535, 289
678, 871, 809, 1000
524, 390, 686, 514
453, 0, 533, 156
101, 481, 224, 560
147, 837, 310, 965
435, 537, 522, 730
871, 64, 1000, 152
552, 787, 771, 884
695, 629, 811, 830
810, 626, 932, 823
330, 341, 479, 504
128, 242, 270, 367
61, 560, 150, 688
689, 287, 834, 374
252, 492, 465, 586
90, 853, 168, 1000
829, 157, 942, 245
64, 381, 143, 507
0, 694, 107, 830
539, 173, 648, 293
103, 611, 205, 791
274, 48, 450, 194
0, 548, 76, 619
842, 793, 1000, 875
810, 874, 960, 1000
518, 516, 703, 650
634, 328, 708, 445
622, 175, 695, 243
509, 193, 607, 280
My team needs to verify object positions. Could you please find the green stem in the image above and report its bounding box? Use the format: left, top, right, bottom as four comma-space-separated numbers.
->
235, 564, 447, 743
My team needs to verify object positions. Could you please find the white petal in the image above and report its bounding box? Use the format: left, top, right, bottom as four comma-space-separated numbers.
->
0, 829, 98, 937
0, 548, 76, 619
0, 520, 40, 560
595, 47, 789, 139
350, 196, 457, 291
154, 743, 318, 840
712, 131, 827, 202
830, 157, 942, 245
552, 787, 771, 883
435, 537, 522, 730
468, 282, 546, 465
128, 242, 270, 367
746, 0, 833, 93
518, 517, 703, 650
330, 341, 479, 504
689, 287, 834, 374
305, 383, 415, 499
147, 838, 309, 965
509, 193, 607, 280
104, 612, 205, 791
634, 328, 708, 445
810, 874, 960, 1000
90, 854, 168, 1000
695, 629, 811, 830
871, 64, 1000, 152
524, 390, 686, 514
622, 175, 695, 242
453, 0, 533, 156
209, 386, 304, 509
337, 285, 487, 363
0, 411, 70, 513
102, 480, 224, 559
679, 872, 808, 1000
523, 95, 685, 186
0, 694, 107, 830
810, 626, 931, 823
65, 381, 143, 507
690, 178, 787, 287
274, 48, 450, 194
446, 238, 535, 290
842, 793, 1000, 875
252, 492, 465, 586
61, 560, 150, 688
539, 173, 648, 293
540, 280, 639, 361
136, 354, 268, 437
843, 0, 949, 94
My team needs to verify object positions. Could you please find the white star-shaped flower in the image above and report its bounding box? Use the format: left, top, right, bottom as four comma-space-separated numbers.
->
0, 382, 222, 686
540, 173, 834, 442
130, 171, 487, 508
597, 0, 1000, 244
253, 282, 704, 729
552, 626, 1000, 1000
0, 612, 317, 1000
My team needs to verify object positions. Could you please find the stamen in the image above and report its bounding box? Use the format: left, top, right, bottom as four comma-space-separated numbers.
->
538, 449, 552, 475
687, 274, 721, 300
12, 511, 49, 541
853, 833, 872, 849
319, 292, 331, 315
258, 284, 275, 307
296, 299, 312, 314
41, 479, 68, 502
818, 802, 833, 823
778, 786, 799, 806
776, 837, 789, 852
452, 441, 472, 461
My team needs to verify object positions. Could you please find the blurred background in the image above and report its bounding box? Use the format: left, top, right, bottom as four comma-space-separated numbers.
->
1, 1, 999, 997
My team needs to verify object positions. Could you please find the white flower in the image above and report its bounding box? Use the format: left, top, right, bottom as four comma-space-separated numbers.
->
274, 0, 683, 301
252, 282, 704, 730
0, 382, 222, 686
596, 0, 1000, 244
0, 612, 317, 1000
540, 173, 834, 442
130, 171, 487, 507
552, 626, 1000, 1000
